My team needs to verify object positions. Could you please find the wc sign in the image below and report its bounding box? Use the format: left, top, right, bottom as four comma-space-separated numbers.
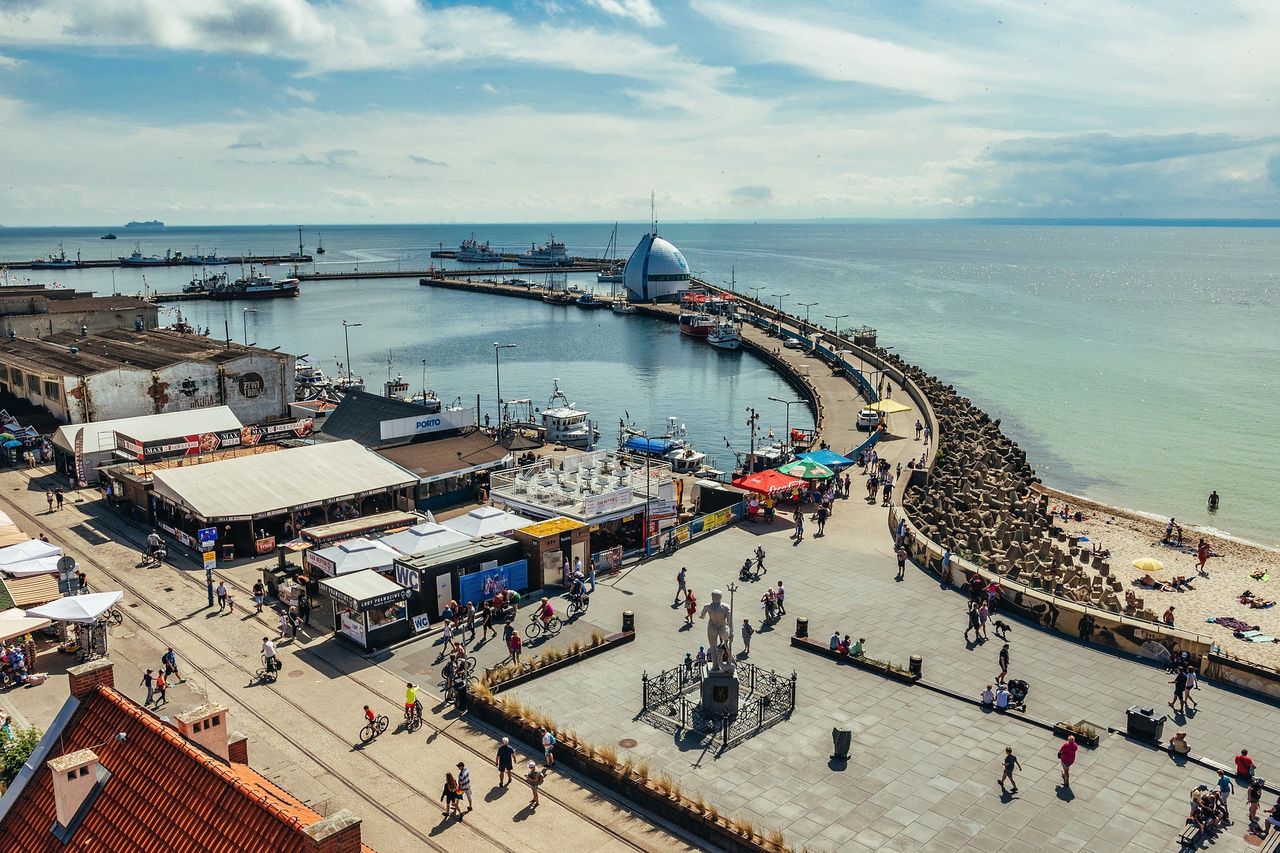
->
379, 407, 476, 441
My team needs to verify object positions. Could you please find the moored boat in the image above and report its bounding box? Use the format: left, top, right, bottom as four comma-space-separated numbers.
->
207, 267, 300, 300
678, 310, 714, 337
118, 243, 169, 266
706, 319, 741, 350
457, 234, 503, 263
576, 292, 607, 309
541, 379, 597, 448
31, 244, 80, 269
611, 297, 637, 314
517, 235, 571, 267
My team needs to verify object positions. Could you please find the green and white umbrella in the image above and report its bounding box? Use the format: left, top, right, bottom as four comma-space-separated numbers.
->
777, 459, 836, 480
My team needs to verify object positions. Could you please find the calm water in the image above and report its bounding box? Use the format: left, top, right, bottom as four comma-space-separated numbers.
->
2, 223, 1277, 545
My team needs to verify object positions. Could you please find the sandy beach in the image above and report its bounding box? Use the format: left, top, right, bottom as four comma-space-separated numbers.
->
1035, 485, 1280, 670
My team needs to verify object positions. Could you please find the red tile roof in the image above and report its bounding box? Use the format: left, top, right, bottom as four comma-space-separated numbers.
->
0, 685, 374, 852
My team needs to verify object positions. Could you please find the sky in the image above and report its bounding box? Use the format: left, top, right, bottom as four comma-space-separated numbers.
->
1, 0, 1279, 224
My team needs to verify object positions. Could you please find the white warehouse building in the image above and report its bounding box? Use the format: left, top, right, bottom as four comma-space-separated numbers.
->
622, 229, 691, 303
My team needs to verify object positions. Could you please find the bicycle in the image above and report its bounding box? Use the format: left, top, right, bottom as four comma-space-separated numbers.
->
525, 613, 562, 641
440, 674, 478, 704
403, 700, 423, 732
359, 714, 389, 743
565, 595, 590, 618
99, 608, 124, 627
257, 656, 279, 683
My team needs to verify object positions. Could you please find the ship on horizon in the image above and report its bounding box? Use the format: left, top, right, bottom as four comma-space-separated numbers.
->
125, 220, 165, 230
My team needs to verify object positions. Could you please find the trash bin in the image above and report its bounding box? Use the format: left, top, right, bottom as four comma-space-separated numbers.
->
909, 655, 923, 677
1126, 705, 1167, 743
621, 610, 635, 633
831, 725, 852, 760
796, 617, 809, 638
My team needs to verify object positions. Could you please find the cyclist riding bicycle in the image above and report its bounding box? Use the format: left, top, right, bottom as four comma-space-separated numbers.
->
404, 682, 421, 719
363, 705, 376, 724
569, 574, 587, 608
146, 530, 163, 557
538, 596, 555, 628
261, 637, 278, 673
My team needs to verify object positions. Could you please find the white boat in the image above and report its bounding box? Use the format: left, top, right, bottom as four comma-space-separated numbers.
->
611, 297, 637, 314
541, 379, 597, 448
517, 235, 571, 267
706, 319, 741, 350
667, 445, 708, 476
457, 234, 503, 263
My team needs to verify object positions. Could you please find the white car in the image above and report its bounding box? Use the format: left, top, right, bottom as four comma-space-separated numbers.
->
783, 337, 806, 350
856, 408, 881, 431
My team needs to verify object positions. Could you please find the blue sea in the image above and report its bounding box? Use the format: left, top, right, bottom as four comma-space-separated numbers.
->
2, 222, 1276, 546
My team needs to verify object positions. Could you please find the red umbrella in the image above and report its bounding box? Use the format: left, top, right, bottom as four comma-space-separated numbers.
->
731, 469, 804, 496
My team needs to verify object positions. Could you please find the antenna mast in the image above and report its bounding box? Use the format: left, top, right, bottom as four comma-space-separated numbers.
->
650, 190, 656, 235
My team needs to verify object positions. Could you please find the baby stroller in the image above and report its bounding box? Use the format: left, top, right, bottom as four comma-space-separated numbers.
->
1006, 679, 1029, 711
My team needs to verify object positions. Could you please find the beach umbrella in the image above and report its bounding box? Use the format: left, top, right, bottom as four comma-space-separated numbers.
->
866, 399, 911, 414
0, 433, 14, 442
1, 440, 22, 449
777, 459, 836, 480
796, 449, 854, 471
731, 469, 804, 496
1131, 557, 1165, 572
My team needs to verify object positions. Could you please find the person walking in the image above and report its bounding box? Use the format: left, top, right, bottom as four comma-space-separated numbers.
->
55, 488, 64, 510
456, 761, 473, 812
684, 590, 697, 626
978, 602, 991, 639
440, 772, 464, 820
754, 546, 766, 576
815, 505, 828, 536
1184, 668, 1199, 710
1216, 770, 1235, 821
1170, 668, 1188, 714
161, 647, 183, 683
154, 671, 168, 706
496, 737, 515, 786
792, 511, 804, 543
481, 601, 496, 640
997, 643, 1010, 682
252, 581, 265, 613
541, 728, 556, 768
998, 746, 1022, 793
775, 581, 786, 615
216, 580, 228, 611
674, 567, 687, 605
1247, 779, 1264, 827
1058, 735, 1078, 787
895, 545, 908, 581
741, 618, 754, 657
140, 669, 155, 706
298, 593, 311, 627
46, 490, 54, 513
964, 604, 981, 642
507, 631, 522, 666
526, 761, 544, 808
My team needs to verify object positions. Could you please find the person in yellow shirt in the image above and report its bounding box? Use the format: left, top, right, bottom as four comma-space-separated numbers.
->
405, 682, 420, 719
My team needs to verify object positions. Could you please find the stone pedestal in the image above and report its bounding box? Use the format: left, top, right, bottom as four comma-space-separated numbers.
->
700, 670, 740, 716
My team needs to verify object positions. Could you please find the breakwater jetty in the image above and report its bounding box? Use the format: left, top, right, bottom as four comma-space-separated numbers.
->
299, 263, 605, 282
7, 253, 311, 272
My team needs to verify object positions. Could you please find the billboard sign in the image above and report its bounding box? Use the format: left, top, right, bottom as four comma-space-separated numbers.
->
114, 418, 314, 462
378, 407, 476, 442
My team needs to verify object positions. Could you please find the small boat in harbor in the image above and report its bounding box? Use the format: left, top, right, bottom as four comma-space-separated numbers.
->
457, 234, 503, 263
611, 296, 637, 314
31, 244, 80, 269
100, 232, 117, 240
597, 222, 623, 283
540, 272, 576, 304
187, 248, 229, 265
185, 270, 228, 293
706, 319, 741, 350
541, 379, 597, 448
207, 267, 300, 300
315, 235, 326, 255
118, 243, 169, 266
678, 310, 714, 337
517, 235, 571, 267
576, 291, 607, 309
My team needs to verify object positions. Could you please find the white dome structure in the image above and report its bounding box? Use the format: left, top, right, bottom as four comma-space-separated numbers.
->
623, 230, 690, 303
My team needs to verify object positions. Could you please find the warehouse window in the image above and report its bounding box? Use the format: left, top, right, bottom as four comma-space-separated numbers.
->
43, 381, 61, 401
26, 374, 39, 393
10, 368, 22, 385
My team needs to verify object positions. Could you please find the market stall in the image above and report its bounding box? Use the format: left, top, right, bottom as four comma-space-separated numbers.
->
393, 536, 526, 620
304, 537, 400, 579
318, 570, 411, 651
26, 590, 123, 661
441, 506, 535, 538
379, 522, 471, 558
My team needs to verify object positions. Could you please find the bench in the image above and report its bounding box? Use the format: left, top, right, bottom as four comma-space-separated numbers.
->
1178, 823, 1202, 850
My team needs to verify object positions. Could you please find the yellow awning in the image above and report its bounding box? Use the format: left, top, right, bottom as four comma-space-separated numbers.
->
867, 399, 911, 414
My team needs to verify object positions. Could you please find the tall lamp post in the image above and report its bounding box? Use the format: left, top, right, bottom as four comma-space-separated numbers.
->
770, 292, 790, 334
797, 301, 818, 331
825, 313, 849, 338
768, 396, 803, 457
342, 319, 362, 386
493, 342, 517, 426
241, 308, 258, 346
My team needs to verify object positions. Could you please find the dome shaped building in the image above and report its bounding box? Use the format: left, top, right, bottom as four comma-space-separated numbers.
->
622, 229, 690, 303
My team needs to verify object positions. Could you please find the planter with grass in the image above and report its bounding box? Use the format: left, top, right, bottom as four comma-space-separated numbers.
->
483, 629, 634, 692
1052, 720, 1101, 749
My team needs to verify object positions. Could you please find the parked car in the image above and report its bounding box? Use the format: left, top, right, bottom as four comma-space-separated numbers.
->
856, 408, 881, 431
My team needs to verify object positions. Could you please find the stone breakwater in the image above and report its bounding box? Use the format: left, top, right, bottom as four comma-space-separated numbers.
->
882, 351, 1162, 622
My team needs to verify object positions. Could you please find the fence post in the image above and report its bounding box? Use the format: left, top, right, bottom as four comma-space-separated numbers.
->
790, 671, 798, 709
641, 670, 648, 709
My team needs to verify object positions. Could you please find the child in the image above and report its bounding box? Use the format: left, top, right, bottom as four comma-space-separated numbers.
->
695, 646, 707, 669
526, 762, 544, 808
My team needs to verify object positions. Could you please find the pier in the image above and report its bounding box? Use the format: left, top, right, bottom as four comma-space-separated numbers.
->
298, 263, 605, 282
5, 253, 311, 271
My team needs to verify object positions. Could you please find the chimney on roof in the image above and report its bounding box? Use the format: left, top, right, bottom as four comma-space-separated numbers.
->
175, 702, 231, 761
67, 659, 115, 700
303, 809, 363, 853
227, 731, 249, 765
48, 749, 102, 830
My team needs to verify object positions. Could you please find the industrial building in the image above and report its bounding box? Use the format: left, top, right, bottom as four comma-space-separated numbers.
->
0, 328, 295, 425
622, 227, 691, 303
0, 286, 159, 338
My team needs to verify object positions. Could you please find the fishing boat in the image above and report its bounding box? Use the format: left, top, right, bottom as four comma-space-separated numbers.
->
541, 379, 597, 448
597, 222, 623, 283
611, 296, 636, 314
100, 233, 117, 240
187, 248, 229, 265
118, 244, 169, 266
540, 272, 576, 304
207, 267, 300, 300
504, 277, 535, 288
295, 357, 330, 394
678, 310, 714, 337
31, 245, 80, 269
576, 291, 607, 309
456, 234, 503, 263
184, 270, 228, 293
706, 319, 741, 350
315, 235, 326, 255
517, 235, 571, 267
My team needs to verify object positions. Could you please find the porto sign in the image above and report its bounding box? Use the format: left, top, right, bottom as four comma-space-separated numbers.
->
379, 407, 476, 442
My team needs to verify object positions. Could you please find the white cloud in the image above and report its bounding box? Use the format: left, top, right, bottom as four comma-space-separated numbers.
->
583, 0, 662, 27
0, 52, 22, 69
282, 85, 315, 103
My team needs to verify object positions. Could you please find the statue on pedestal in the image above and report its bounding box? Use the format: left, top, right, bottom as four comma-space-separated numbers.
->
700, 590, 733, 672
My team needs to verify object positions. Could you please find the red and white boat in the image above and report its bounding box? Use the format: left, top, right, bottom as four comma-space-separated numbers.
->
679, 311, 714, 337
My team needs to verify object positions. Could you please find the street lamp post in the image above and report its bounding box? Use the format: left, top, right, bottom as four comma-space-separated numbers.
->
342, 319, 362, 385
797, 301, 818, 331
241, 308, 258, 346
493, 342, 517, 426
770, 292, 790, 334
768, 396, 803, 457
825, 313, 849, 338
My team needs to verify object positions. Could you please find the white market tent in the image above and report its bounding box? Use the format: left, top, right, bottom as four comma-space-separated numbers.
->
442, 507, 535, 538
318, 568, 405, 602
149, 440, 419, 522
26, 590, 123, 625
379, 522, 471, 557
1, 555, 72, 578
310, 537, 400, 576
0, 539, 61, 570
0, 607, 51, 642
51, 406, 243, 457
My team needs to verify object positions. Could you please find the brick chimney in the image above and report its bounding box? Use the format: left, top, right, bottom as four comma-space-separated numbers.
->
303, 810, 362, 853
47, 749, 101, 829
174, 703, 230, 761
67, 659, 115, 700
227, 731, 249, 765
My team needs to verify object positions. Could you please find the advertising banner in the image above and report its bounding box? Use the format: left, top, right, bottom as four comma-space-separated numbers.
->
378, 407, 476, 443
701, 506, 733, 534
458, 559, 529, 606
114, 418, 315, 462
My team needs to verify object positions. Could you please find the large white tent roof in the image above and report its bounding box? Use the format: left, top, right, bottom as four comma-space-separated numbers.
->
26, 590, 123, 624
51, 406, 242, 454
1, 555, 72, 578
380, 522, 471, 557
150, 440, 418, 522
0, 539, 61, 569
441, 506, 534, 538
311, 537, 400, 576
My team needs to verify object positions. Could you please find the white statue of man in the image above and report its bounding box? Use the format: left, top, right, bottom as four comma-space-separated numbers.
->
700, 589, 732, 670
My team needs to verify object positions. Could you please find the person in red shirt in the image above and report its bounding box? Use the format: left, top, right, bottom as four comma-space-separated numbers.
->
1058, 736, 1078, 787
1235, 749, 1256, 780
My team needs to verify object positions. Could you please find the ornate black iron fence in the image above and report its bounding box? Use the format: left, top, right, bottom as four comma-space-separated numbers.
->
640, 662, 796, 752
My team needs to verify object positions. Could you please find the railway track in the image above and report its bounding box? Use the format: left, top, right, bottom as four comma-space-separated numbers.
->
10, 482, 667, 853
